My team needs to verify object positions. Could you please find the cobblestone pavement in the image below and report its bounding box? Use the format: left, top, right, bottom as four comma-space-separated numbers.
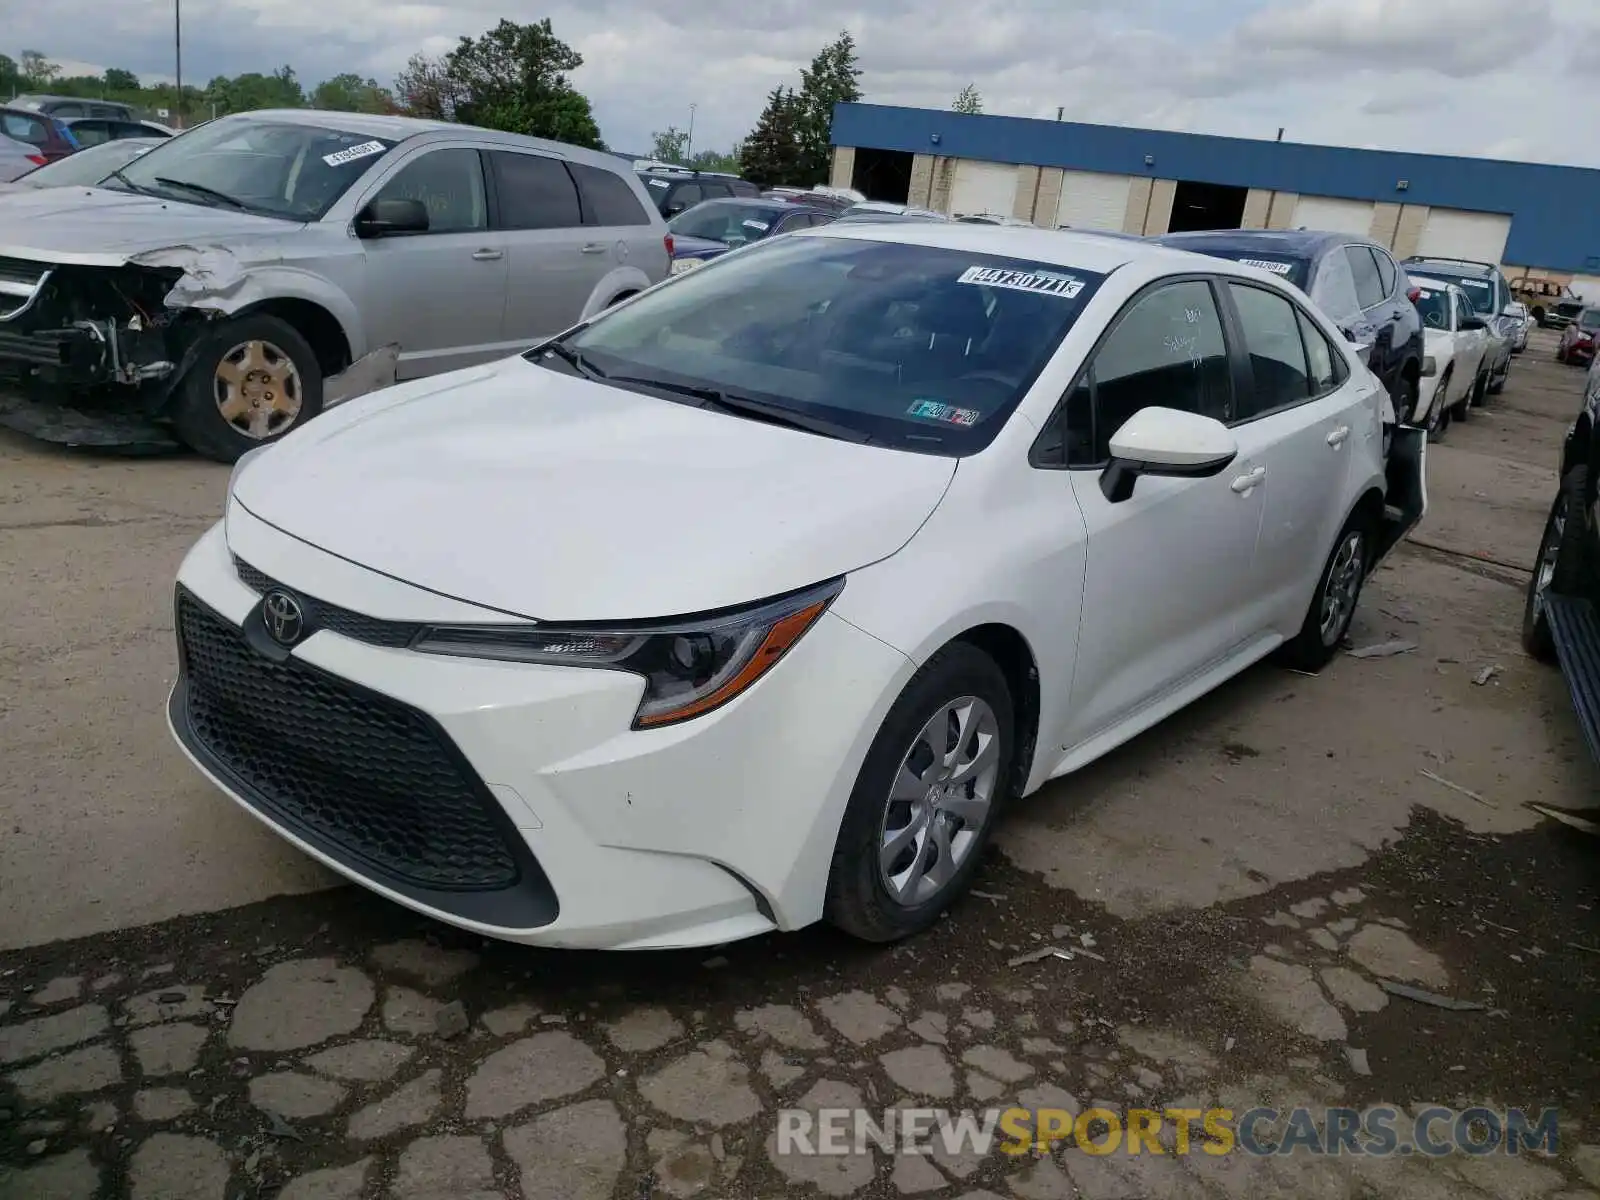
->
1, 808, 1598, 1199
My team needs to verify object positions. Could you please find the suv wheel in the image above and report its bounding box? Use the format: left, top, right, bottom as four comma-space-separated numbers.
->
1523, 466, 1590, 662
1277, 511, 1372, 672
170, 314, 323, 464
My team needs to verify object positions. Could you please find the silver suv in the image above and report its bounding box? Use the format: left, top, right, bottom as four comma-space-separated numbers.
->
0, 109, 670, 461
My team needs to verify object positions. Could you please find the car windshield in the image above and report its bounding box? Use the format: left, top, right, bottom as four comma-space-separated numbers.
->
668, 201, 783, 247
545, 235, 1106, 455
109, 117, 397, 220
1581, 309, 1600, 331
18, 139, 155, 187
1412, 286, 1452, 329
1421, 269, 1496, 314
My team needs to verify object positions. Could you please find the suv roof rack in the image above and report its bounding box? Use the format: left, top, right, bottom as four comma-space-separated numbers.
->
634, 160, 745, 181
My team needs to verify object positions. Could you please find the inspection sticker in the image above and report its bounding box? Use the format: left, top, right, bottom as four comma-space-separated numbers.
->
957, 265, 1084, 298
907, 399, 981, 426
647, 178, 670, 188
1460, 278, 1489, 288
742, 219, 770, 231
1239, 258, 1293, 276
323, 140, 387, 167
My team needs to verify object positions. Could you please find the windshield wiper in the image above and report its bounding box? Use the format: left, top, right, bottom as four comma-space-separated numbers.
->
536, 340, 607, 380
105, 168, 153, 196
608, 374, 870, 444
152, 176, 249, 211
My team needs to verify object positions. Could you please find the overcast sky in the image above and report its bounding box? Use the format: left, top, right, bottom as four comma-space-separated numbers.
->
10, 0, 1599, 166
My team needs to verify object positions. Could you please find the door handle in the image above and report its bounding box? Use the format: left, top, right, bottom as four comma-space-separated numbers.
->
580, 243, 608, 254
471, 248, 503, 261
1327, 425, 1351, 447
1230, 466, 1266, 494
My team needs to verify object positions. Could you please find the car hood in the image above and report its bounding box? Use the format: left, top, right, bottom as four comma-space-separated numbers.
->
231, 356, 957, 620
670, 234, 731, 259
0, 186, 300, 265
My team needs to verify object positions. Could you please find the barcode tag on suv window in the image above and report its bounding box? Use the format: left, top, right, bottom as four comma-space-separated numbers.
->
323, 140, 386, 167
1239, 258, 1293, 275
957, 265, 1084, 297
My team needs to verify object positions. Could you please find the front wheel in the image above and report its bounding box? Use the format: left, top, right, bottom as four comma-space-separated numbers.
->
1425, 373, 1451, 441
1488, 357, 1507, 394
825, 642, 1015, 942
1523, 466, 1589, 662
170, 314, 323, 463
1277, 514, 1372, 672
1392, 374, 1420, 427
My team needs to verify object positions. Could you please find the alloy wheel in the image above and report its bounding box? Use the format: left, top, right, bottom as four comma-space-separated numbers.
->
1532, 493, 1569, 623
1319, 530, 1366, 647
215, 339, 303, 440
877, 696, 1000, 907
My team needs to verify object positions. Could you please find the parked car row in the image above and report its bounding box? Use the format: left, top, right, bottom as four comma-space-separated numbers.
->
1, 99, 171, 177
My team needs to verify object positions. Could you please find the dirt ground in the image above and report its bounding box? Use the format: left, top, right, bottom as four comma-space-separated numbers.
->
1, 329, 1598, 1199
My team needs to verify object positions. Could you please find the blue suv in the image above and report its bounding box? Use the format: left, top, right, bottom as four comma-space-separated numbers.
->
1156, 230, 1426, 425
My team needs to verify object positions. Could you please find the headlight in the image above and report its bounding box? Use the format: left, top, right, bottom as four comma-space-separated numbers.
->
411, 578, 843, 728
1420, 355, 1436, 378
669, 258, 705, 275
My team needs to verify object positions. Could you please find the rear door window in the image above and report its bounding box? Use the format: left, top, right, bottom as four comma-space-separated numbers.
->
1297, 309, 1347, 395
1372, 248, 1398, 297
1, 112, 49, 146
1228, 283, 1312, 418
489, 150, 582, 230
569, 162, 650, 226
1344, 246, 1386, 310
1309, 251, 1362, 326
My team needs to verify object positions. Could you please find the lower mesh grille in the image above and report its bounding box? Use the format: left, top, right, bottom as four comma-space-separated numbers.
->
175, 588, 520, 891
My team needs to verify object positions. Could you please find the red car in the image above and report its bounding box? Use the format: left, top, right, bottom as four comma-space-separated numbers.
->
0, 106, 78, 163
1557, 306, 1600, 367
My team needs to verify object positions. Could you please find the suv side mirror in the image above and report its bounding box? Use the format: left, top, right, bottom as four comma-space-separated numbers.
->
1099, 407, 1239, 503
355, 197, 429, 238
1460, 316, 1486, 332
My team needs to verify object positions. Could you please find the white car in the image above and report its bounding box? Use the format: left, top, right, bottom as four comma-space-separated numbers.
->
1506, 301, 1532, 352
1410, 275, 1491, 437
168, 225, 1425, 950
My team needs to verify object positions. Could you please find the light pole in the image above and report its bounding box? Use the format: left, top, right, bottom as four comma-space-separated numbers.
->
686, 103, 696, 163
174, 0, 184, 126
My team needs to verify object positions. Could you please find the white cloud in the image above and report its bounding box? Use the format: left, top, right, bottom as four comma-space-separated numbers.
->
6, 0, 1598, 165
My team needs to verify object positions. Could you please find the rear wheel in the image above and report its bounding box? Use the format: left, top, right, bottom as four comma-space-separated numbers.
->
1278, 511, 1373, 672
1393, 373, 1420, 426
1425, 371, 1452, 441
825, 642, 1015, 942
170, 313, 323, 464
1523, 465, 1590, 662
1489, 356, 1507, 394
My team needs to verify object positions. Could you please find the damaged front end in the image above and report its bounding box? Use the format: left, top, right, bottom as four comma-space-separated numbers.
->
0, 253, 215, 450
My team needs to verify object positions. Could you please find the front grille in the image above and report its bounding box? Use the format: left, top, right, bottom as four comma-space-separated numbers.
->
0, 257, 47, 288
176, 589, 521, 891
233, 556, 421, 648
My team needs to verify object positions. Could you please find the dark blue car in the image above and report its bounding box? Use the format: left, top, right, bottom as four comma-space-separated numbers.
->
1155, 229, 1426, 425
667, 198, 837, 273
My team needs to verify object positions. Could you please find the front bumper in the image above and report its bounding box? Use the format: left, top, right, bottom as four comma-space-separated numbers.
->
168, 515, 913, 949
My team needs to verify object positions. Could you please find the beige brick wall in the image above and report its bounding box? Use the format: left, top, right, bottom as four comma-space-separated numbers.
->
1033, 167, 1064, 225
1265, 192, 1298, 229
1013, 165, 1041, 220
1143, 179, 1177, 235
1392, 205, 1429, 261
1241, 189, 1273, 230
1368, 202, 1402, 249
1122, 177, 1153, 234
829, 146, 855, 191
929, 157, 957, 214
908, 154, 936, 208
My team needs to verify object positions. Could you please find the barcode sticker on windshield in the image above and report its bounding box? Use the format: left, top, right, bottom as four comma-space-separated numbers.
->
1461, 279, 1489, 288
1416, 290, 1434, 299
742, 219, 770, 231
957, 266, 1084, 298
1240, 258, 1293, 276
323, 140, 386, 167
647, 178, 670, 188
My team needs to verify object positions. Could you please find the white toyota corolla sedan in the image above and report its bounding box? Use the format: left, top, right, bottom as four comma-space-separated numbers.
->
168, 223, 1425, 950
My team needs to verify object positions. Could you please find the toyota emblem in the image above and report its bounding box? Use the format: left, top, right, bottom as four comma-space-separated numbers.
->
261, 589, 306, 645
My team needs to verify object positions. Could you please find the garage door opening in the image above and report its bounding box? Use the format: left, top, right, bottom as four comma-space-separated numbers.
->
851, 148, 912, 204
1167, 180, 1249, 233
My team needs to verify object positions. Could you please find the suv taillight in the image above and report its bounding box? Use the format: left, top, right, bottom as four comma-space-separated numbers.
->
25, 154, 45, 166
663, 233, 674, 258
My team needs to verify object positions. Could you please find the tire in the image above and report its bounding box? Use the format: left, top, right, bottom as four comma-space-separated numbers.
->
1557, 345, 1568, 363
1277, 511, 1374, 672
1523, 465, 1590, 663
1392, 373, 1420, 427
170, 313, 323, 464
1488, 357, 1507, 394
825, 642, 1015, 942
1533, 307, 1547, 327
1425, 371, 1451, 441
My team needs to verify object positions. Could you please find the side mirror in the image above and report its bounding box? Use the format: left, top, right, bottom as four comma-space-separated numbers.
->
1099, 407, 1239, 503
355, 197, 429, 238
1460, 316, 1486, 332
1501, 305, 1520, 319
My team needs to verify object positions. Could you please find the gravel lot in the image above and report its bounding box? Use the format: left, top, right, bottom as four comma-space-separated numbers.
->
1, 330, 1598, 1198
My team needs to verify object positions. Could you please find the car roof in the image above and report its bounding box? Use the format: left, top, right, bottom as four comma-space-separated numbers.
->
11, 93, 132, 109
1406, 275, 1459, 292
1400, 256, 1497, 277
1154, 228, 1355, 256
803, 220, 1226, 276
687, 196, 817, 212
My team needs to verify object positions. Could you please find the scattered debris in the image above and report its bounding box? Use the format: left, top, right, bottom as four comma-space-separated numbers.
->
701, 956, 729, 970
1472, 664, 1502, 686
1419, 769, 1494, 808
1567, 942, 1600, 956
1007, 946, 1065, 967
1348, 640, 1418, 659
1378, 981, 1486, 1012
1380, 606, 1419, 625
1526, 803, 1600, 836
264, 1111, 304, 1142
1223, 1036, 1235, 1053
1286, 668, 1320, 678
1345, 1047, 1372, 1076
970, 890, 1007, 902
434, 1001, 469, 1040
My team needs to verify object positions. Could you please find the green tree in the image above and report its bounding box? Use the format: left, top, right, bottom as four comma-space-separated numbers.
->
444, 19, 604, 147
19, 50, 58, 87
0, 55, 18, 97
394, 52, 462, 120
311, 72, 395, 114
688, 146, 741, 175
794, 31, 862, 186
650, 126, 688, 163
952, 84, 981, 114
203, 66, 304, 117
739, 86, 803, 187
103, 68, 140, 93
